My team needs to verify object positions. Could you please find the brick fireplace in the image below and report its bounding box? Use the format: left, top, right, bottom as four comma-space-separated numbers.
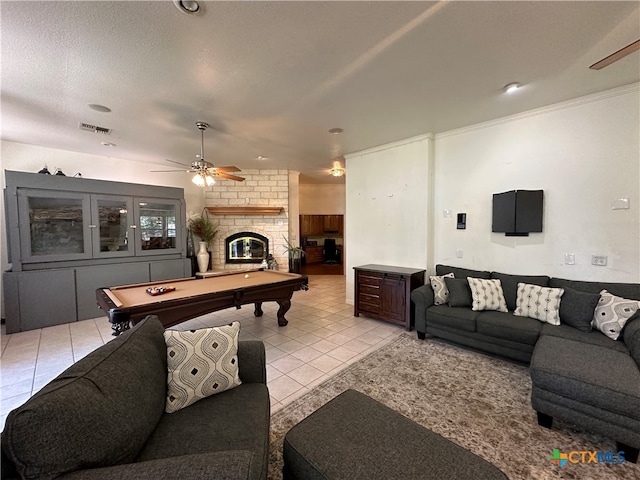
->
202, 169, 293, 271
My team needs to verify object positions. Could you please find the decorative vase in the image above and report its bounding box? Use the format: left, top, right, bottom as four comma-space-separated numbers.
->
288, 254, 301, 274
196, 241, 209, 274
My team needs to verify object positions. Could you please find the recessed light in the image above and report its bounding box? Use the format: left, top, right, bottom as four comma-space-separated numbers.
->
88, 104, 111, 113
173, 0, 201, 14
503, 82, 521, 94
328, 127, 344, 134
256, 155, 268, 161
101, 142, 116, 147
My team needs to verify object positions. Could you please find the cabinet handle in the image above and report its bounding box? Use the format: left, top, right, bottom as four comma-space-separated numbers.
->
130, 225, 137, 229
88, 224, 97, 228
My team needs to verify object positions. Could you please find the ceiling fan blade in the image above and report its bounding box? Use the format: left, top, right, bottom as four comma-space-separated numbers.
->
164, 158, 192, 168
216, 172, 246, 182
590, 39, 640, 70
213, 166, 241, 172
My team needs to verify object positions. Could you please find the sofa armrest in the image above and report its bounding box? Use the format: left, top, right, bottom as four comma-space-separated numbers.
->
411, 284, 434, 334
57, 450, 256, 480
237, 340, 267, 384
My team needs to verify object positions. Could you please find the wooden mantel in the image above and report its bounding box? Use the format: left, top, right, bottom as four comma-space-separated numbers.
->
205, 206, 284, 215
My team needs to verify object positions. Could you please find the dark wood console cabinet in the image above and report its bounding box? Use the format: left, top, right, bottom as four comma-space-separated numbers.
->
353, 264, 425, 330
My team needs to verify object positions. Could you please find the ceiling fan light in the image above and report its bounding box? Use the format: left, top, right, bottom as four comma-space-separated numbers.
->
205, 175, 215, 186
330, 167, 345, 177
192, 173, 206, 187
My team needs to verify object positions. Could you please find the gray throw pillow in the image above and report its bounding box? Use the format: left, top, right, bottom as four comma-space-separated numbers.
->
444, 277, 472, 307
559, 287, 599, 332
623, 314, 640, 368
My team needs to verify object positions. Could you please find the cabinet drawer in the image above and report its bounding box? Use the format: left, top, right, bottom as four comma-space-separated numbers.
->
358, 274, 381, 286
358, 293, 380, 310
359, 284, 380, 296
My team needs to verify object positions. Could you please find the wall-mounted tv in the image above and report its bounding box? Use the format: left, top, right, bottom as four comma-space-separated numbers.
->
492, 190, 543, 236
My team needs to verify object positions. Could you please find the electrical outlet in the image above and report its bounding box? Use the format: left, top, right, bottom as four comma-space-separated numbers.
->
591, 255, 607, 266
456, 249, 463, 258
564, 253, 575, 265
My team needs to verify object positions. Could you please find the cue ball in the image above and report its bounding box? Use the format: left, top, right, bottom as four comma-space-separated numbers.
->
244, 274, 249, 278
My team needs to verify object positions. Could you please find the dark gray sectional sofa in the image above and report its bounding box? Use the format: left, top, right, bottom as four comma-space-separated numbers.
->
1, 316, 271, 480
411, 264, 640, 464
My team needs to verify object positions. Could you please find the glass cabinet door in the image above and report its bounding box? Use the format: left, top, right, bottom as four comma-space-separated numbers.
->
17, 189, 92, 263
134, 199, 183, 255
91, 195, 135, 258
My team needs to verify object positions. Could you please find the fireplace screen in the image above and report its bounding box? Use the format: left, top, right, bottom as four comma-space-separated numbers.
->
225, 232, 269, 264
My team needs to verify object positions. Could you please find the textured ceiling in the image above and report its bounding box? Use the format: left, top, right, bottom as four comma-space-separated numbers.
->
1, 1, 639, 184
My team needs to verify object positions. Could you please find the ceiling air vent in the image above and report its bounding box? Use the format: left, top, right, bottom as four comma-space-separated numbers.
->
78, 122, 112, 135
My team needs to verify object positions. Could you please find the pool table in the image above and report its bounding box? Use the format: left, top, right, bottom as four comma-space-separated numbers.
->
96, 269, 309, 336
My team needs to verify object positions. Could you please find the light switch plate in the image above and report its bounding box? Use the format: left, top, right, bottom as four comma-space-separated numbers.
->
611, 198, 630, 210
591, 255, 607, 266
564, 253, 575, 265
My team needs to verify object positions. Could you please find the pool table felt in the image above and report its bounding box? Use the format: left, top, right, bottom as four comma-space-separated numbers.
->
104, 271, 302, 308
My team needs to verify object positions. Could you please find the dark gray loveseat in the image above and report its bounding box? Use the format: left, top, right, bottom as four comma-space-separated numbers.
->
411, 264, 640, 463
1, 316, 270, 480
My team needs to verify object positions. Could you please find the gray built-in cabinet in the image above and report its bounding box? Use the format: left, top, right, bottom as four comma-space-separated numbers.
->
3, 170, 191, 333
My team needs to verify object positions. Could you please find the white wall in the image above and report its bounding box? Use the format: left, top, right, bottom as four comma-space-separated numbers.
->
345, 134, 432, 303
299, 184, 346, 214
433, 84, 640, 282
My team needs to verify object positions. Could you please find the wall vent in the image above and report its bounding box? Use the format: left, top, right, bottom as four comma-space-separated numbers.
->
78, 122, 112, 135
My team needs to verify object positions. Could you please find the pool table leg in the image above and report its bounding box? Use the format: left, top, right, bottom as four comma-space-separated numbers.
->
254, 302, 264, 317
276, 299, 291, 326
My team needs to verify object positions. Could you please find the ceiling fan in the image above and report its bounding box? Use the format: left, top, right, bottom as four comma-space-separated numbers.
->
589, 39, 640, 70
152, 121, 245, 186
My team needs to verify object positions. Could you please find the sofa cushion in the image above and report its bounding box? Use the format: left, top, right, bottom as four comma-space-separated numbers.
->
539, 323, 629, 354
592, 290, 640, 341
558, 287, 600, 332
623, 315, 640, 368
531, 335, 640, 421
468, 278, 508, 312
436, 264, 490, 279
164, 322, 242, 414
490, 272, 550, 312
429, 273, 454, 305
514, 283, 564, 325
476, 311, 542, 345
136, 383, 270, 480
427, 305, 477, 332
445, 277, 473, 307
2, 316, 167, 480
549, 277, 640, 301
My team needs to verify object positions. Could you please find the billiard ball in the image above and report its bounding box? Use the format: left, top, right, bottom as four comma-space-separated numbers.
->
244, 274, 249, 278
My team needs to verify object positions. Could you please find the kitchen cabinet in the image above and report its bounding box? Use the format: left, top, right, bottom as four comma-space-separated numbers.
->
300, 214, 343, 236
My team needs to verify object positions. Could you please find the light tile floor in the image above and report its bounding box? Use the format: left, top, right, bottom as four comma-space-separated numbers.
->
0, 275, 404, 429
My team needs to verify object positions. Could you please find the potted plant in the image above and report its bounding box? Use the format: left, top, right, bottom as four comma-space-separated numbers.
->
188, 212, 218, 273
282, 235, 305, 274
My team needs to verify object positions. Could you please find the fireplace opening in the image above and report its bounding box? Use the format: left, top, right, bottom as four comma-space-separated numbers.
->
225, 232, 269, 264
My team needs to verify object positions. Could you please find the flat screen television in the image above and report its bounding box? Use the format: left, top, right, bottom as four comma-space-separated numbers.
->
492, 190, 543, 236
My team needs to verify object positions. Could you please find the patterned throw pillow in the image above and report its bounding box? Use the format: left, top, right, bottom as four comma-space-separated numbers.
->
467, 277, 508, 312
514, 283, 564, 325
164, 322, 242, 413
429, 273, 454, 305
592, 290, 640, 341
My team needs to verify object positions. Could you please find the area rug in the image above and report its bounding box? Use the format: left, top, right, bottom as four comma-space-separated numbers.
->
268, 333, 639, 480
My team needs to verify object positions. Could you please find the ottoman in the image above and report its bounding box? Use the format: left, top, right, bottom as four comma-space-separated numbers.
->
283, 389, 507, 480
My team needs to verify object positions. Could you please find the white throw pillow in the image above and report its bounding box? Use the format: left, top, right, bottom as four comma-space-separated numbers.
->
164, 322, 242, 413
467, 277, 508, 312
592, 290, 640, 340
514, 283, 564, 325
429, 273, 454, 305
